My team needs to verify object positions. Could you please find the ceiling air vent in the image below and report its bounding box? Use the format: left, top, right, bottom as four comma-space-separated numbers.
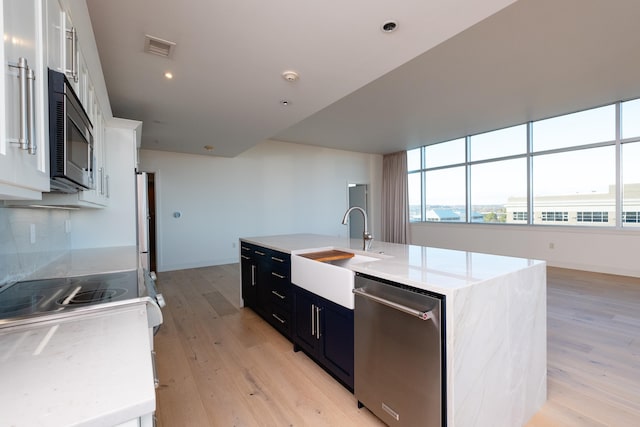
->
144, 35, 176, 58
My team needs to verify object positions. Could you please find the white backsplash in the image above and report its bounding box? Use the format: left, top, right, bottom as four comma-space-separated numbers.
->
0, 207, 71, 286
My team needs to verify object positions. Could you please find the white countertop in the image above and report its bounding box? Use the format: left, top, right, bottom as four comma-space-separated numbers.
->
0, 304, 155, 426
241, 234, 542, 295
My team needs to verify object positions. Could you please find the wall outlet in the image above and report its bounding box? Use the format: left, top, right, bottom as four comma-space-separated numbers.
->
232, 242, 236, 248
30, 224, 36, 244
549, 242, 555, 249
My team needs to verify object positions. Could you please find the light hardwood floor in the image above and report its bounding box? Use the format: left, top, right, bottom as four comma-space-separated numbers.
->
153, 265, 640, 426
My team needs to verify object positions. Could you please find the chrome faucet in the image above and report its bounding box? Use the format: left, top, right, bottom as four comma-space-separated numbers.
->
341, 206, 373, 251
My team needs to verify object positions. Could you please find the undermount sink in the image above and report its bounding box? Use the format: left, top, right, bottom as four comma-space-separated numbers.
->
291, 248, 385, 309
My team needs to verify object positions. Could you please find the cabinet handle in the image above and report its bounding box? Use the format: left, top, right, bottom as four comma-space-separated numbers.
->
251, 265, 256, 286
271, 272, 285, 279
271, 290, 286, 300
26, 66, 36, 155
272, 313, 286, 324
66, 27, 78, 82
151, 351, 159, 389
241, 254, 250, 260
105, 175, 110, 198
271, 256, 285, 263
316, 306, 321, 339
8, 58, 31, 152
255, 250, 266, 256
311, 304, 315, 337
241, 246, 250, 251
99, 167, 105, 195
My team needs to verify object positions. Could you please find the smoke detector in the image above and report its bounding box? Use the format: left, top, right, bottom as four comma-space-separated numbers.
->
282, 70, 299, 82
144, 35, 176, 58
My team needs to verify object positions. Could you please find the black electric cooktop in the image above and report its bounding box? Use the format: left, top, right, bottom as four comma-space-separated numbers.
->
0, 270, 139, 320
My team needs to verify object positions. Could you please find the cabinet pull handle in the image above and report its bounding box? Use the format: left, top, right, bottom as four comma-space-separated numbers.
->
316, 306, 321, 339
272, 313, 286, 324
271, 290, 286, 300
105, 175, 110, 198
99, 167, 105, 195
241, 246, 250, 251
241, 255, 250, 260
255, 250, 266, 256
8, 58, 30, 151
271, 256, 285, 263
66, 27, 78, 82
271, 272, 285, 279
251, 265, 256, 286
311, 304, 315, 337
151, 351, 159, 389
26, 66, 36, 155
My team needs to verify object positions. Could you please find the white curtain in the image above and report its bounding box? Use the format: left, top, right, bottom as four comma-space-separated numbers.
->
382, 151, 409, 244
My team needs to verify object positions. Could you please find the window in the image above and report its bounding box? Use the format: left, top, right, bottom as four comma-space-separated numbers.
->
425, 138, 465, 168
622, 99, 640, 139
471, 158, 527, 223
532, 146, 615, 226
532, 104, 615, 152
541, 212, 568, 222
424, 166, 466, 222
577, 212, 609, 223
623, 212, 640, 223
407, 148, 422, 172
470, 124, 526, 161
408, 97, 640, 229
512, 212, 528, 221
622, 142, 640, 228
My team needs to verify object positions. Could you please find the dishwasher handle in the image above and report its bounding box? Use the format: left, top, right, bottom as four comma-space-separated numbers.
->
353, 288, 434, 321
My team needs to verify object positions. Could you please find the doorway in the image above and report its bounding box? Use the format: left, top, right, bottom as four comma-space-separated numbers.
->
147, 173, 158, 272
348, 184, 368, 239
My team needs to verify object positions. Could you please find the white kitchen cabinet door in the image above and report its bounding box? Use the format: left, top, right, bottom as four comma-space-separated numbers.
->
63, 8, 79, 93
0, 0, 49, 200
78, 101, 108, 207
45, 0, 64, 72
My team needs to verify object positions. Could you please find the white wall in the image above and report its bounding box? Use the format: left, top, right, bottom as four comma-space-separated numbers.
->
139, 140, 383, 272
411, 222, 640, 277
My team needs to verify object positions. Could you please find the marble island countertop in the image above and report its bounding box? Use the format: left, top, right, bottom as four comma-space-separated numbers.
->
241, 233, 548, 427
240, 233, 543, 295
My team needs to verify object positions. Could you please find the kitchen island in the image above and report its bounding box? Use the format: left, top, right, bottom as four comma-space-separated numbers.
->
240, 234, 547, 427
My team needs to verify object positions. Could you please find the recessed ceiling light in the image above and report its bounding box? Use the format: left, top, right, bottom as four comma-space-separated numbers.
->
381, 20, 398, 33
164, 72, 173, 79
280, 100, 292, 106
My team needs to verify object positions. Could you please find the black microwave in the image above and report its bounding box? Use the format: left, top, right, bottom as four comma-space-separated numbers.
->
48, 69, 94, 193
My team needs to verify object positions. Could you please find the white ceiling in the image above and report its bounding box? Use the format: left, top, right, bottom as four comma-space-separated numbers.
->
86, 0, 640, 157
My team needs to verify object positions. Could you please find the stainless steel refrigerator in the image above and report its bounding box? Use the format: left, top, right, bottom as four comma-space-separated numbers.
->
136, 172, 151, 271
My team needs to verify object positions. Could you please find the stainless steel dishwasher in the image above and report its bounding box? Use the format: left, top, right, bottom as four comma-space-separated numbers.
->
353, 273, 445, 427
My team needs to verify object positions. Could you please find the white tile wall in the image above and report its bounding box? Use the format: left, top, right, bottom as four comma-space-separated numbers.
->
0, 207, 71, 286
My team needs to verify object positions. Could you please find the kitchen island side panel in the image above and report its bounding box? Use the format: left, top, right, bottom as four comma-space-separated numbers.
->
448, 262, 546, 427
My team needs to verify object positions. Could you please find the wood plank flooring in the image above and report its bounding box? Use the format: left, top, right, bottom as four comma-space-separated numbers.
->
153, 265, 640, 426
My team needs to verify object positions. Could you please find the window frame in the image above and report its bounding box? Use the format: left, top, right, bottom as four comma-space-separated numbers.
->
408, 100, 640, 230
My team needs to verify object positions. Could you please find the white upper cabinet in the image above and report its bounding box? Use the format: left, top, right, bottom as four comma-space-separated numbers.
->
45, 0, 64, 73
0, 0, 50, 200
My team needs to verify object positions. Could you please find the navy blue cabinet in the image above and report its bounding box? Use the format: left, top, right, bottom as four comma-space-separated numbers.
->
240, 244, 257, 309
292, 285, 354, 391
240, 241, 292, 340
